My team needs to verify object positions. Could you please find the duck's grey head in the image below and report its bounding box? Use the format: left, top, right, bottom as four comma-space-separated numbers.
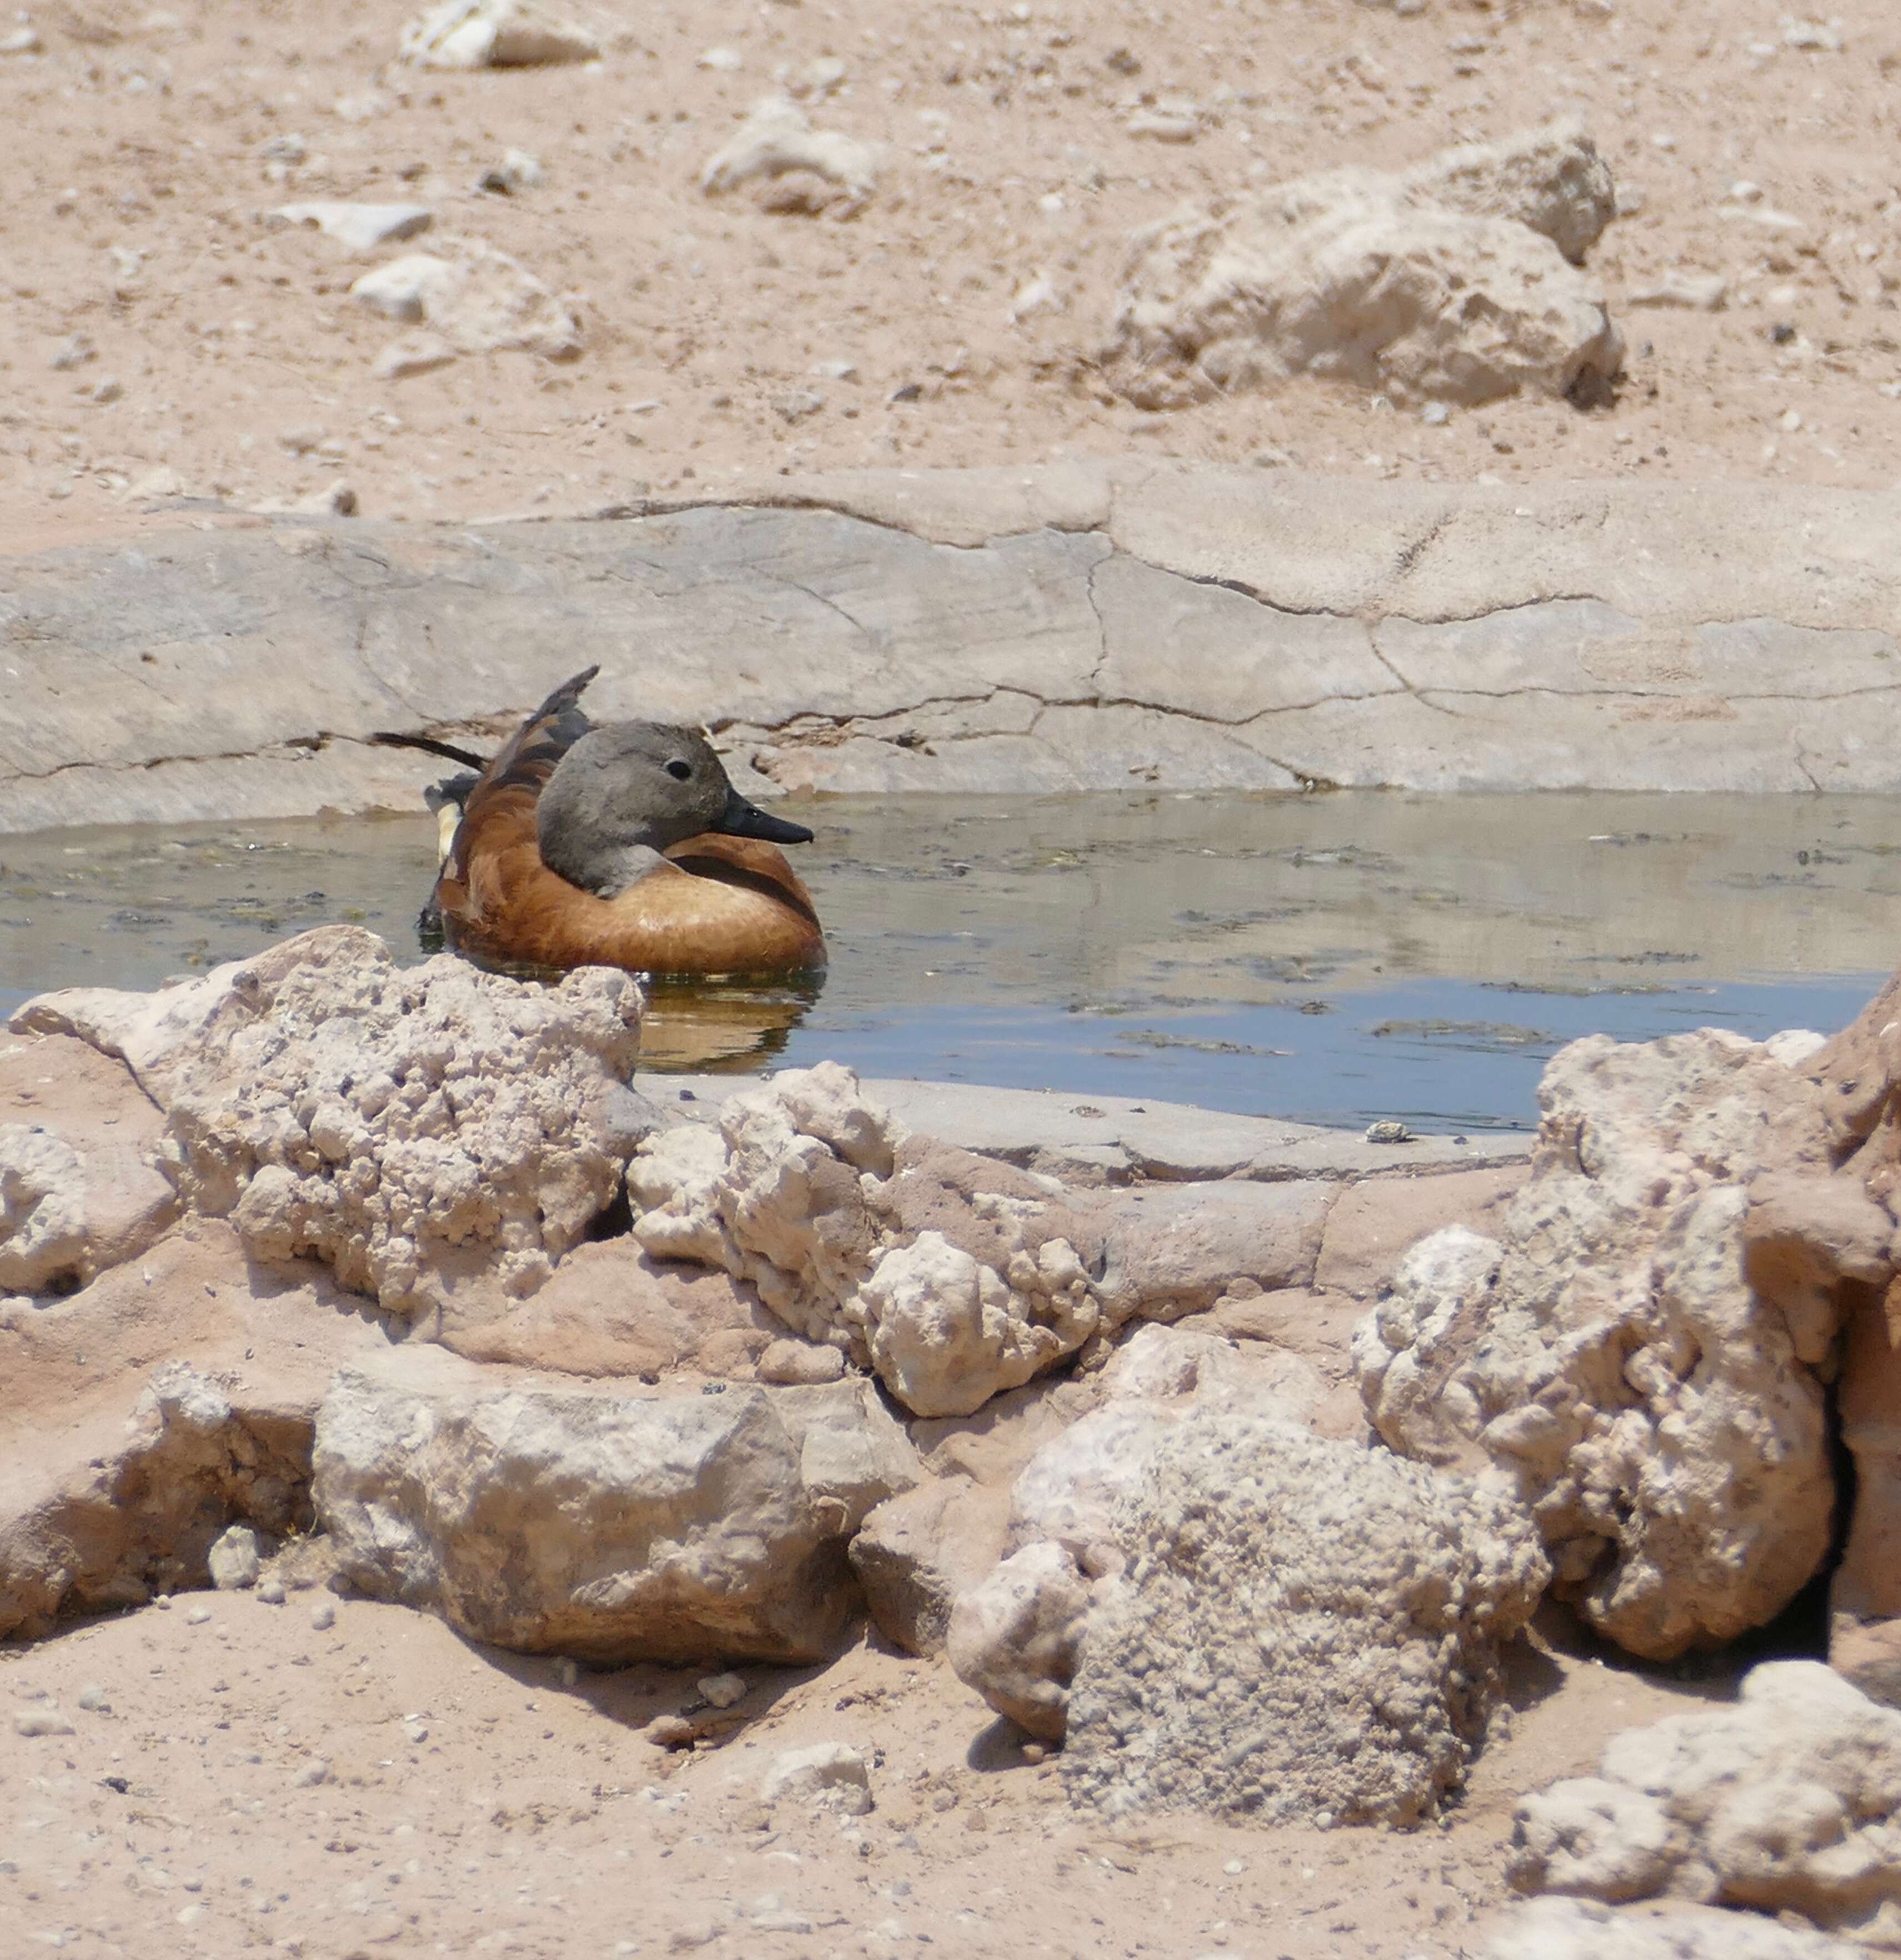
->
536, 721, 813, 897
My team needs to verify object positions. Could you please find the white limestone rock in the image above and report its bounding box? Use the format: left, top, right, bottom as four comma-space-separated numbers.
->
312, 1362, 920, 1663
350, 237, 581, 362
265, 201, 433, 254
398, 0, 597, 69
1509, 1662, 1901, 1947
207, 1522, 266, 1590
1108, 120, 1622, 410
700, 95, 880, 211
1061, 1412, 1549, 1825
1354, 1029, 1839, 1659
946, 1540, 1096, 1744
1486, 1898, 1865, 1960
761, 1741, 873, 1815
0, 1124, 91, 1294
17, 926, 647, 1317
628, 1065, 1105, 1417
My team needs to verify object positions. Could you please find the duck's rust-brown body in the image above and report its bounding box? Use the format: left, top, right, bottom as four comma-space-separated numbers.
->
431, 677, 824, 978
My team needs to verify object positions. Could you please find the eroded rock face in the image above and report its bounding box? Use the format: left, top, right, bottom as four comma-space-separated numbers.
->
1061, 1411, 1547, 1825
18, 926, 649, 1319
312, 1360, 920, 1664
0, 1362, 314, 1640
1355, 1028, 1839, 1660
0, 1125, 91, 1294
1106, 121, 1622, 410
1510, 1661, 1901, 1947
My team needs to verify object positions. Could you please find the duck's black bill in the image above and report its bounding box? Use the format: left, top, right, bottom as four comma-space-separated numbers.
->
717, 788, 815, 846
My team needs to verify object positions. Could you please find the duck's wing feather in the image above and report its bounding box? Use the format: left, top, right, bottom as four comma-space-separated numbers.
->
435, 666, 599, 926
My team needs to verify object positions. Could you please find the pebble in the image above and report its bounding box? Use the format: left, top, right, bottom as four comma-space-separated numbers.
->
1630, 274, 1727, 312
48, 334, 94, 370
774, 388, 825, 423
14, 1706, 75, 1737
184, 1602, 212, 1625
405, 1721, 430, 1744
76, 1684, 112, 1713
698, 1672, 747, 1710
257, 1578, 286, 1605
293, 1758, 331, 1787
208, 1523, 265, 1591
0, 24, 42, 53
1364, 1120, 1415, 1144
699, 44, 743, 70
310, 1599, 336, 1631
372, 331, 458, 381
646, 1714, 698, 1749
476, 148, 544, 195
760, 1742, 873, 1817
266, 201, 435, 254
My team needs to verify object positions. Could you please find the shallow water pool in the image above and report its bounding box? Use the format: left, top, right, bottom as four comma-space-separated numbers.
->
1, 790, 1894, 1133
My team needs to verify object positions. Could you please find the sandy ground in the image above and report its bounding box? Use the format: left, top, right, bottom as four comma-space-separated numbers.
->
0, 1584, 1733, 1960
3, 0, 1900, 550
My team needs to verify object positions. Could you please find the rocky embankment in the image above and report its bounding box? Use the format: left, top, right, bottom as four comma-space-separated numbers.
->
3, 464, 1900, 833
7, 923, 1901, 1952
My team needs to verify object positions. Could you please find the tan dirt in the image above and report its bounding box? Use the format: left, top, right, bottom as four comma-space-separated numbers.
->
0, 1588, 1728, 1960
3, 0, 1899, 555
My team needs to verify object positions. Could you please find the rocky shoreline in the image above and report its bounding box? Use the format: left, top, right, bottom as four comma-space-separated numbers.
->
7, 922, 1901, 1955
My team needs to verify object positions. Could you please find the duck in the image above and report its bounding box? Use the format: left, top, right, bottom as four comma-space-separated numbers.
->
376, 666, 825, 978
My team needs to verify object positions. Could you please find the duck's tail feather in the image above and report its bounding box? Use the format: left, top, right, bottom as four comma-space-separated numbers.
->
371, 730, 491, 771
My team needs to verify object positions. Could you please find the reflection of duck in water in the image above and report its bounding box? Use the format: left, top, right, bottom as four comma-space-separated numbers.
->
377, 667, 825, 979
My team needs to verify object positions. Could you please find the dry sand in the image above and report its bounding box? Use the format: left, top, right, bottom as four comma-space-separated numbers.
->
3, 0, 1899, 552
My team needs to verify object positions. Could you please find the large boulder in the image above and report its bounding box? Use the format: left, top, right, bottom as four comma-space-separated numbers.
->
1509, 1661, 1901, 1948
1060, 1410, 1547, 1825
1106, 121, 1622, 410
16, 926, 649, 1319
1355, 1028, 1839, 1660
946, 1541, 1095, 1745
312, 1355, 921, 1664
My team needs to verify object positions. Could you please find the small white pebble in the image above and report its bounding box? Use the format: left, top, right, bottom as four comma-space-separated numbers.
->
293, 1759, 331, 1787
256, 1579, 286, 1606
185, 1603, 212, 1625
698, 1673, 746, 1710
77, 1684, 112, 1713
310, 1600, 335, 1631
405, 1721, 430, 1744
1223, 1857, 1246, 1875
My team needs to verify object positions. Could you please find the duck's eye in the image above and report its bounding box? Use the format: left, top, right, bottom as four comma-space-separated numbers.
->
665, 759, 693, 781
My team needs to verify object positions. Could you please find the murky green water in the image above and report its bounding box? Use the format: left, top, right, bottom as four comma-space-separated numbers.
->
1, 791, 1894, 1132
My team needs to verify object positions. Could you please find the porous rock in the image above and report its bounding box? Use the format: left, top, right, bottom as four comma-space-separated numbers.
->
700, 95, 880, 211
312, 1358, 920, 1663
1486, 1898, 1865, 1960
946, 1539, 1096, 1744
1509, 1661, 1901, 1947
1355, 1028, 1839, 1659
17, 926, 648, 1318
628, 1065, 1107, 1417
1106, 120, 1622, 410
0, 1362, 315, 1640
1061, 1411, 1547, 1825
398, 0, 597, 69
760, 1741, 873, 1816
350, 239, 582, 361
